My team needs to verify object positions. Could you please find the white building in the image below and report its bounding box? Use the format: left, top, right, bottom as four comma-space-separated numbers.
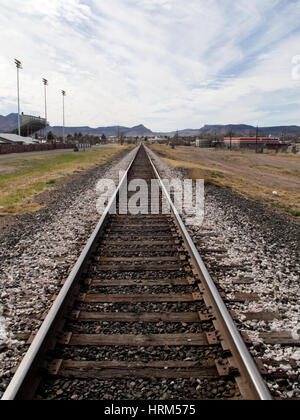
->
0, 133, 36, 145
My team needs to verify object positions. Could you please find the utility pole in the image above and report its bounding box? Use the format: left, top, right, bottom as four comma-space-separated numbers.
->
62, 90, 66, 143
43, 79, 48, 139
14, 59, 22, 136
230, 129, 232, 150
256, 125, 259, 153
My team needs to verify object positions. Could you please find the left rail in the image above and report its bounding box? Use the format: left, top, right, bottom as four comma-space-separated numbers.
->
1, 145, 140, 400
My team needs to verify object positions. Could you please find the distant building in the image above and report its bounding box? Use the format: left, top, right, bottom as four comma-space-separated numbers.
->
0, 137, 12, 145
10, 113, 48, 137
0, 133, 36, 145
195, 138, 212, 148
223, 137, 290, 151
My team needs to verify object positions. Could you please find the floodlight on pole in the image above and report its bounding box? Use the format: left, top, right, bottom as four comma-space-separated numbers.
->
62, 90, 66, 143
43, 78, 48, 139
14, 59, 22, 136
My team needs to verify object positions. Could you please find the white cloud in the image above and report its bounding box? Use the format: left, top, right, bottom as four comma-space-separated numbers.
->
12, 0, 92, 22
0, 0, 300, 131
136, 0, 174, 11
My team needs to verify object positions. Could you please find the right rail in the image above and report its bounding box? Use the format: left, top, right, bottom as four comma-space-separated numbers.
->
147, 146, 272, 400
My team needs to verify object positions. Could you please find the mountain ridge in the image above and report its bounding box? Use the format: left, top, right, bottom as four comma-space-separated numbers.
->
0, 113, 299, 137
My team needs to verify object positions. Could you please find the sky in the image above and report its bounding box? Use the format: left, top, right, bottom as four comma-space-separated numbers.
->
1, 0, 300, 131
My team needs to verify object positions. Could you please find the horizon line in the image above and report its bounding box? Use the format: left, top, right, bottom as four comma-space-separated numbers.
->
1, 113, 300, 132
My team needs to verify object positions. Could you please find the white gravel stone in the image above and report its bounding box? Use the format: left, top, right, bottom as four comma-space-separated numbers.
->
291, 350, 300, 361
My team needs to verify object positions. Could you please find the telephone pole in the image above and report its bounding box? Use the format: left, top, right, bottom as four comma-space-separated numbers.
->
14, 59, 22, 136
61, 90, 66, 143
43, 79, 48, 139
256, 125, 259, 153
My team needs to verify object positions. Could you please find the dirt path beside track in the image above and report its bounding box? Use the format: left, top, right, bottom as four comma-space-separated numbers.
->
149, 145, 300, 218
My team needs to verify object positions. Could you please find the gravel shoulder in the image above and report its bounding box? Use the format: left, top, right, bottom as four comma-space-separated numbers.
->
0, 146, 137, 397
146, 145, 300, 400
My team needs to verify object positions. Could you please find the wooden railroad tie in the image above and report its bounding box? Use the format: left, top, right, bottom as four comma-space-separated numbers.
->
97, 256, 181, 262
102, 240, 179, 246
260, 331, 300, 346
69, 311, 208, 323
57, 332, 220, 347
87, 276, 196, 287
77, 292, 203, 303
47, 359, 221, 379
95, 264, 183, 272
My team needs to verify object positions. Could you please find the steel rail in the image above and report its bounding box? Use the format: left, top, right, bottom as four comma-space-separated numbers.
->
1, 145, 141, 400
146, 146, 272, 401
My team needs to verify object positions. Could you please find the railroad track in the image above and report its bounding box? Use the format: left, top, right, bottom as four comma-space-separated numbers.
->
2, 144, 272, 400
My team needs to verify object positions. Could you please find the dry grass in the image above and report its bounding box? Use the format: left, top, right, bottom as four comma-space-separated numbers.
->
150, 144, 300, 217
247, 164, 300, 178
0, 146, 132, 214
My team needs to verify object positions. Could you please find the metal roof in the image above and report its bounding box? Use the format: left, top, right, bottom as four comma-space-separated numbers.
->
0, 138, 11, 144
0, 133, 35, 144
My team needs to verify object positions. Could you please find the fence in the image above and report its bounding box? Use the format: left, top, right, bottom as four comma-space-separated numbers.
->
0, 143, 76, 155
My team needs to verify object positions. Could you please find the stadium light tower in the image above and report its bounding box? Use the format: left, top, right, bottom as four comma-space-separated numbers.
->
43, 79, 48, 139
61, 90, 66, 142
14, 59, 22, 136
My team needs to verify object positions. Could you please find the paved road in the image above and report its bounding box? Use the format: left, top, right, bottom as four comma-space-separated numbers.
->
0, 144, 117, 160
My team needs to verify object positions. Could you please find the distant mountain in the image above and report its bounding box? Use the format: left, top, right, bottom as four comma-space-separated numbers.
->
0, 114, 153, 137
47, 123, 152, 137
200, 124, 254, 135
46, 125, 122, 137
159, 124, 300, 137
0, 113, 300, 137
0, 113, 18, 132
126, 124, 153, 136
197, 124, 300, 137
156, 128, 202, 136
156, 125, 256, 137
255, 125, 300, 136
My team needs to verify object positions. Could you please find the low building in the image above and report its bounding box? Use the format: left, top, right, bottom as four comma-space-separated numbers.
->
0, 133, 37, 145
0, 137, 13, 145
223, 137, 290, 151
195, 138, 212, 148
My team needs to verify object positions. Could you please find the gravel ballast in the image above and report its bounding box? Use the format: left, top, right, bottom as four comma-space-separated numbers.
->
0, 147, 136, 397
146, 146, 300, 400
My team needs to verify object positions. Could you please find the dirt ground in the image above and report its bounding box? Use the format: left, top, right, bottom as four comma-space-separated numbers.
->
0, 145, 132, 215
149, 145, 300, 218
0, 146, 133, 233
